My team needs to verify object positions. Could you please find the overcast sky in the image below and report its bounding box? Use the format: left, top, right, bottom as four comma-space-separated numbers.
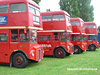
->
39, 0, 100, 27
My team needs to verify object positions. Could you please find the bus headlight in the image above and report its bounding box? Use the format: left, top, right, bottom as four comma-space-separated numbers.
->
43, 50, 44, 53
82, 45, 84, 48
32, 52, 34, 57
67, 46, 70, 50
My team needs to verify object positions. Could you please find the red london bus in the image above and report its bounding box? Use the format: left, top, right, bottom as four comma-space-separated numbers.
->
84, 22, 99, 51
37, 11, 74, 58
70, 18, 87, 54
0, 0, 43, 68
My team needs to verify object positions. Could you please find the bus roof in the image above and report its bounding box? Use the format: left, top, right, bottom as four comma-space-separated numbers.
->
70, 18, 84, 22
0, 0, 39, 8
41, 11, 70, 16
84, 22, 96, 25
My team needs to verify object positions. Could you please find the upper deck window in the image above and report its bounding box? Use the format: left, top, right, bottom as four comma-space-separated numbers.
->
53, 15, 64, 21
28, 4, 35, 14
0, 5, 8, 13
36, 8, 40, 16
71, 21, 80, 26
42, 16, 51, 21
10, 3, 27, 13
88, 24, 96, 28
66, 15, 71, 26
33, 16, 40, 25
28, 4, 40, 16
81, 21, 84, 26
84, 25, 87, 28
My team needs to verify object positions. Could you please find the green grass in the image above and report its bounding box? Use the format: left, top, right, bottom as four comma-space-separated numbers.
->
0, 49, 100, 75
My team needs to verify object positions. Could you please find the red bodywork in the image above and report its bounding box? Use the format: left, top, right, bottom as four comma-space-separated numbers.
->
84, 22, 99, 49
0, 0, 43, 64
37, 11, 74, 56
70, 18, 87, 52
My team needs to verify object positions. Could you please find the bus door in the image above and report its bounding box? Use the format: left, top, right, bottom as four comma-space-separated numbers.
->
0, 30, 9, 62
10, 30, 19, 52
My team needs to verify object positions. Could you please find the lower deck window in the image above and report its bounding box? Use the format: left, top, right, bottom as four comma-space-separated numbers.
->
88, 35, 92, 40
39, 35, 50, 41
0, 33, 7, 42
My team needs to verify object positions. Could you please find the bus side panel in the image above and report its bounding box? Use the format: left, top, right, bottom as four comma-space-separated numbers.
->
0, 29, 10, 63
38, 32, 53, 56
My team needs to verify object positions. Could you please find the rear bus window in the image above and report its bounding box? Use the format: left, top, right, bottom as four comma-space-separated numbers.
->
0, 33, 8, 42
0, 5, 8, 13
53, 15, 64, 21
10, 3, 27, 13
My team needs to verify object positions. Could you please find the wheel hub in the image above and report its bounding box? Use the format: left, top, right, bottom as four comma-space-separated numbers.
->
56, 50, 63, 57
74, 48, 78, 52
15, 56, 24, 66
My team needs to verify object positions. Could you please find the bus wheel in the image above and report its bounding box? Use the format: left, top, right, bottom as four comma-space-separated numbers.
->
89, 45, 96, 51
54, 48, 66, 58
12, 53, 28, 68
74, 46, 81, 54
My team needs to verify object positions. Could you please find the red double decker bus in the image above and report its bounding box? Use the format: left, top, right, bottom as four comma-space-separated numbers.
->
84, 22, 99, 51
37, 11, 74, 58
0, 0, 43, 68
70, 18, 87, 54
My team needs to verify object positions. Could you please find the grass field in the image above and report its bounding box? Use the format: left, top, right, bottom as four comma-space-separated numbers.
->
0, 49, 100, 75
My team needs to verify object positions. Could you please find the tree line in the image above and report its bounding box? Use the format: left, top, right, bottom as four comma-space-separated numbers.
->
33, 0, 94, 22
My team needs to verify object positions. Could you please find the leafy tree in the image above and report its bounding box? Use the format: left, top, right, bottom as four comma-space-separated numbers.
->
77, 0, 94, 21
59, 0, 80, 17
33, 0, 41, 4
98, 26, 100, 32
59, 0, 94, 21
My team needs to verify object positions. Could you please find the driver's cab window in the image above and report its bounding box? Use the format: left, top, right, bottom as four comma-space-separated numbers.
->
19, 29, 29, 42
60, 32, 67, 41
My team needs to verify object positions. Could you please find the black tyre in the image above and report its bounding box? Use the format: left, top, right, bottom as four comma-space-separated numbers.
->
66, 53, 70, 56
88, 45, 96, 51
12, 53, 28, 68
54, 48, 66, 58
74, 46, 82, 54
